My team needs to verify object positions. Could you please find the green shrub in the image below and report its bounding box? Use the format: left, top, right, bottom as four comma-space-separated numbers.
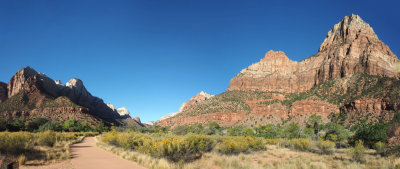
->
348, 140, 366, 162
289, 138, 312, 151
317, 140, 335, 154
374, 141, 385, 155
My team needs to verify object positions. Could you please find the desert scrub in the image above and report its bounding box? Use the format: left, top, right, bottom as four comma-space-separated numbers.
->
348, 140, 366, 162
100, 132, 215, 162
216, 136, 265, 154
289, 138, 312, 152
374, 141, 385, 155
18, 154, 27, 165
0, 132, 33, 154
36, 130, 57, 146
317, 140, 335, 154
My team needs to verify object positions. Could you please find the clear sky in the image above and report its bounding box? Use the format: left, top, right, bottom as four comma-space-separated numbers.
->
1, 0, 399, 123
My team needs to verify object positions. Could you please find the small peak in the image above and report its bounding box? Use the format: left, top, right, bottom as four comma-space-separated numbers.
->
319, 14, 377, 52
197, 91, 214, 99
17, 66, 38, 77
260, 50, 291, 62
66, 78, 83, 88
55, 80, 65, 86
106, 103, 116, 111
117, 107, 130, 116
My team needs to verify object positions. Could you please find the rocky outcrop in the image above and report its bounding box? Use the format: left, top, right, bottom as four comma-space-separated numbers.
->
0, 82, 7, 102
160, 91, 214, 120
7, 67, 59, 97
145, 121, 154, 126
117, 107, 131, 118
228, 14, 399, 93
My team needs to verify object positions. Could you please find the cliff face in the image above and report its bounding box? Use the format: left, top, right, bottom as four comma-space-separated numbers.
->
0, 82, 7, 102
228, 14, 399, 93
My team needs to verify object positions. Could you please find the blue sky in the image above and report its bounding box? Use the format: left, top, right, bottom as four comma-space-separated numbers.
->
1, 0, 399, 123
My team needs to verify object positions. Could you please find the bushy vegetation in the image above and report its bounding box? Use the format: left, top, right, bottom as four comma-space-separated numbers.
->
215, 136, 265, 154
351, 121, 388, 148
101, 131, 216, 162
0, 131, 98, 155
348, 140, 366, 162
374, 141, 385, 155
0, 118, 110, 133
100, 131, 267, 162
289, 138, 313, 151
317, 139, 336, 154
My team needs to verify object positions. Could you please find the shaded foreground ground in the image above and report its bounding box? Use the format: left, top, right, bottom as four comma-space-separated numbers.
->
70, 137, 146, 169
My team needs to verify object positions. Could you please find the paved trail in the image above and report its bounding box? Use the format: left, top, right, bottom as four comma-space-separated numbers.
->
70, 137, 146, 169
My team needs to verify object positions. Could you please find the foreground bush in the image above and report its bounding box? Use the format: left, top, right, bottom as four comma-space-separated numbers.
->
348, 140, 366, 162
216, 136, 265, 154
0, 132, 32, 154
0, 131, 97, 155
374, 141, 385, 155
101, 132, 215, 162
289, 138, 312, 151
317, 140, 335, 154
36, 131, 57, 147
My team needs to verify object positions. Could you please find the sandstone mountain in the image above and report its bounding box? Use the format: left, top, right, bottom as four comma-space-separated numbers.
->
158, 15, 400, 132
160, 91, 214, 121
0, 67, 138, 126
228, 14, 399, 93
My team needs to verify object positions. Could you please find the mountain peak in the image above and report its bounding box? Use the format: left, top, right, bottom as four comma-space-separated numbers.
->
319, 14, 378, 52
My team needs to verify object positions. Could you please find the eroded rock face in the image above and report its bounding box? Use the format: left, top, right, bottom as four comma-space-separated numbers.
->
228, 14, 399, 93
0, 82, 7, 102
7, 67, 59, 98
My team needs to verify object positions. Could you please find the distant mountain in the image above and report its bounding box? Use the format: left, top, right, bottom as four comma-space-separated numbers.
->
0, 67, 140, 126
159, 91, 214, 121
157, 15, 400, 139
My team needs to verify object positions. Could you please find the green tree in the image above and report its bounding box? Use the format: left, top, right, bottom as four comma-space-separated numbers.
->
38, 121, 63, 132
256, 124, 279, 138
204, 122, 220, 135
306, 114, 324, 139
352, 121, 388, 147
7, 117, 26, 131
282, 123, 300, 139
27, 118, 49, 132
324, 122, 350, 148
63, 119, 80, 132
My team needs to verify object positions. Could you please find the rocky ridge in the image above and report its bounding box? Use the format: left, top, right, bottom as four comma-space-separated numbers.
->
0, 67, 138, 125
